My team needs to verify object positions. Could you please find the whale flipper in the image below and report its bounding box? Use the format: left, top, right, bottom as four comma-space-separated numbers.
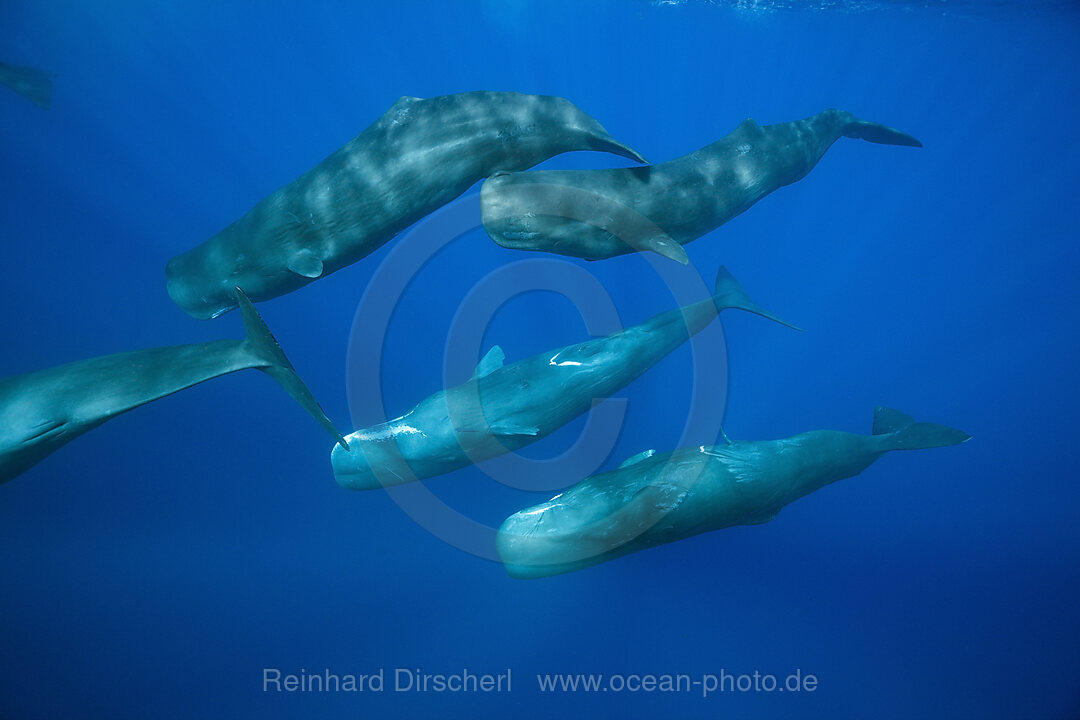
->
634, 236, 689, 265
873, 406, 970, 451
236, 288, 347, 448
286, 250, 324, 279
712, 267, 802, 331
843, 119, 923, 148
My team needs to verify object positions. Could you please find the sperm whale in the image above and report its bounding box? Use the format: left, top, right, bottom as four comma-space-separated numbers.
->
166, 91, 646, 319
481, 108, 921, 263
0, 289, 344, 484
497, 407, 969, 579
332, 267, 797, 490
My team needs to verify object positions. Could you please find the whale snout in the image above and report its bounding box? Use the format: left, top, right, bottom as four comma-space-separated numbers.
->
165, 252, 237, 320
331, 436, 417, 491
480, 175, 545, 251
331, 440, 381, 490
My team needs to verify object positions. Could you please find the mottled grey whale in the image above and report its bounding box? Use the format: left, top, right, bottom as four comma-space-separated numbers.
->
481, 108, 921, 263
332, 267, 797, 490
166, 91, 647, 319
0, 61, 56, 110
0, 290, 345, 484
497, 407, 969, 579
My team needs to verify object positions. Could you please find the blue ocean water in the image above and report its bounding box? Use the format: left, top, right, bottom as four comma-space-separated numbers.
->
1, 1, 1078, 718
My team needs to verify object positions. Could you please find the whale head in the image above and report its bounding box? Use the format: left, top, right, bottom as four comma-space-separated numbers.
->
166, 225, 315, 320
481, 171, 651, 261
330, 424, 426, 491
165, 243, 252, 320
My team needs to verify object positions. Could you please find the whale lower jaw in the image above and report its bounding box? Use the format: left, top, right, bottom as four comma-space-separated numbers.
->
330, 441, 419, 491
330, 443, 375, 490
165, 255, 236, 320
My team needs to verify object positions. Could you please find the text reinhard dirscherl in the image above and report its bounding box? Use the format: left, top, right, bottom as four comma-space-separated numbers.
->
262, 668, 819, 698
263, 668, 512, 694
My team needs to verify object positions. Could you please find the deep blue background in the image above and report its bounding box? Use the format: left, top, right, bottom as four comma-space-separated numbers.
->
1, 1, 1078, 718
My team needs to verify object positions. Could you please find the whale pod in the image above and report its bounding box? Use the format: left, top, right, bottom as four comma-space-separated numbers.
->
496, 407, 969, 579
0, 289, 344, 484
481, 108, 921, 262
331, 267, 798, 490
166, 91, 647, 319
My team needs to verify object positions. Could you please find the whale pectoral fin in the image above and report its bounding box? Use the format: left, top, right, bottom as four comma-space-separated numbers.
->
633, 235, 689, 265
472, 345, 505, 379
287, 251, 324, 279
618, 449, 656, 469
490, 422, 540, 437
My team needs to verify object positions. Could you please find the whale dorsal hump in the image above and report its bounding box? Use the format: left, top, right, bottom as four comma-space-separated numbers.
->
873, 406, 915, 435
287, 250, 324, 279
734, 117, 763, 136
472, 345, 505, 379
618, 449, 656, 469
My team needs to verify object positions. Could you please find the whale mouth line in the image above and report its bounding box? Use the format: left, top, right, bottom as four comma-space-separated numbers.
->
22, 419, 68, 445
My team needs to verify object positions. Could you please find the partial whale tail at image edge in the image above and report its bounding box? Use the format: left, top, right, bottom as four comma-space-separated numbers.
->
587, 131, 649, 165
843, 116, 923, 148
0, 62, 56, 110
236, 288, 348, 449
712, 266, 802, 331
873, 406, 970, 450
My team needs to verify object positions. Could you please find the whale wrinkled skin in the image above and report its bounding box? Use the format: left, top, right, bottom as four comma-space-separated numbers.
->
166, 91, 646, 319
481, 108, 922, 262
497, 407, 969, 579
0, 290, 343, 484
332, 267, 797, 490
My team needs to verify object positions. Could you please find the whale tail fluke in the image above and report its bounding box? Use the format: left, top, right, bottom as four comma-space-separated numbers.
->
712, 267, 802, 331
582, 128, 649, 165
236, 288, 348, 449
565, 100, 648, 164
873, 406, 970, 450
0, 62, 56, 110
591, 137, 648, 165
843, 117, 923, 148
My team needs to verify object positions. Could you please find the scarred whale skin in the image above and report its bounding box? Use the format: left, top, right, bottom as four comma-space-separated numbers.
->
0, 290, 344, 484
331, 267, 797, 490
496, 407, 969, 579
166, 91, 647, 319
481, 108, 921, 263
